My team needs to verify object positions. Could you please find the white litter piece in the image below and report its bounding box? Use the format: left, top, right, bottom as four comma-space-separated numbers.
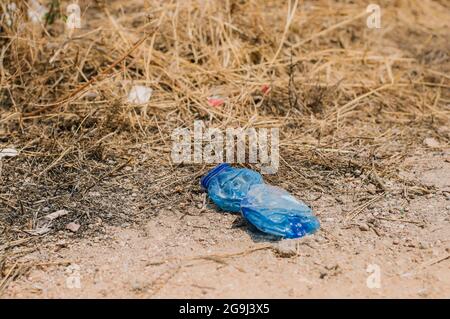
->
127, 85, 153, 105
0, 148, 18, 159
27, 0, 48, 23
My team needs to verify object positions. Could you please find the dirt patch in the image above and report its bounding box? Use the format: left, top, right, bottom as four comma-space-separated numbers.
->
3, 151, 449, 298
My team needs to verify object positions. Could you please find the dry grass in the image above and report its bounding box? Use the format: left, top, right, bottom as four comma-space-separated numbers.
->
0, 0, 449, 292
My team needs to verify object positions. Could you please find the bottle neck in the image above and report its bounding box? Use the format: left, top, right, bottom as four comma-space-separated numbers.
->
200, 163, 230, 189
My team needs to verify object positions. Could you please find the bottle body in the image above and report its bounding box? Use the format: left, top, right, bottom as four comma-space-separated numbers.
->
241, 184, 320, 238
201, 163, 263, 212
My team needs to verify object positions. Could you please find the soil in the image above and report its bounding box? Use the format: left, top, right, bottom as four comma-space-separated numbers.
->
2, 150, 449, 298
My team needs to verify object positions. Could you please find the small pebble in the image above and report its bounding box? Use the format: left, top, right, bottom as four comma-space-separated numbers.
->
423, 137, 440, 148
359, 223, 370, 231
66, 222, 80, 233
273, 240, 297, 258
367, 184, 377, 195
83, 91, 98, 101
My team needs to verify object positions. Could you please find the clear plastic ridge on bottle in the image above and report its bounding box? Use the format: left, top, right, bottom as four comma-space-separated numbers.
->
241, 184, 320, 238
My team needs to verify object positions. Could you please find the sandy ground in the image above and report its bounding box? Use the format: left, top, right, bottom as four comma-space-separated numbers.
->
1, 0, 449, 300
2, 148, 449, 299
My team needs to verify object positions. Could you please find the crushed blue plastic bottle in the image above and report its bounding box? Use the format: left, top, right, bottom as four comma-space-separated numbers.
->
200, 163, 264, 212
201, 164, 320, 238
240, 184, 320, 238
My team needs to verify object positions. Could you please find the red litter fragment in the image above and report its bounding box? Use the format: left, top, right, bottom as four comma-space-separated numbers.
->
261, 84, 271, 95
207, 96, 225, 107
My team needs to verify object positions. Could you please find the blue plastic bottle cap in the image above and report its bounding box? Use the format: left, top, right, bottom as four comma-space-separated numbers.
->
200, 163, 230, 189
